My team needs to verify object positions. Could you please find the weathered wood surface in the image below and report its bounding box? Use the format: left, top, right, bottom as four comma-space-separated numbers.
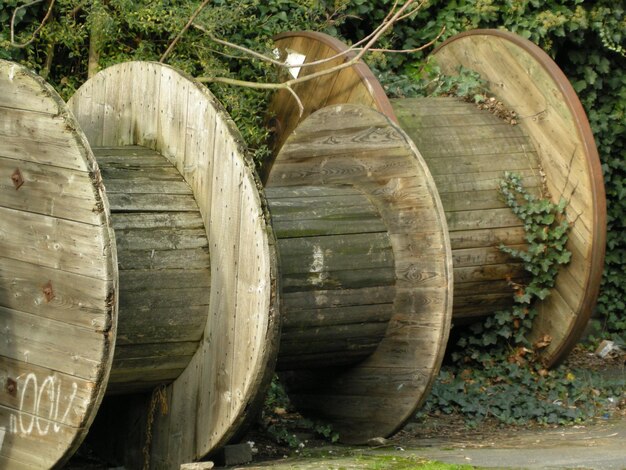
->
266, 186, 395, 369
265, 32, 395, 174
266, 104, 453, 443
432, 30, 606, 365
394, 97, 539, 320
69, 61, 279, 468
268, 30, 606, 367
91, 146, 211, 393
0, 60, 117, 468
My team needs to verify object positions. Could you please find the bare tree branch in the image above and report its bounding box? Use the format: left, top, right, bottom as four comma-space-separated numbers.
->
195, 0, 436, 118
10, 0, 55, 49
194, 0, 432, 73
160, 0, 211, 63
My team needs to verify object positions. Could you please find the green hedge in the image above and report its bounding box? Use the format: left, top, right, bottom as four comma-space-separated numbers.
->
340, 0, 625, 338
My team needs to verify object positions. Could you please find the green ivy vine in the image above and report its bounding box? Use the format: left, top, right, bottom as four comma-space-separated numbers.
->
454, 172, 571, 368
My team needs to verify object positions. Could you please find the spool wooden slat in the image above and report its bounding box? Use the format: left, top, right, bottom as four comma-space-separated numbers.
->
266, 104, 453, 443
269, 29, 606, 367
0, 60, 117, 469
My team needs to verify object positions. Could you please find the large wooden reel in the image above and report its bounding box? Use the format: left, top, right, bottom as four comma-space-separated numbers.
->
0, 59, 117, 469
266, 104, 453, 443
68, 61, 281, 467
268, 29, 606, 367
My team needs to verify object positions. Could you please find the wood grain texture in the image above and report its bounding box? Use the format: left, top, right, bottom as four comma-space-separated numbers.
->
264, 31, 395, 179
394, 97, 538, 320
270, 30, 605, 368
92, 146, 211, 394
267, 185, 395, 368
266, 104, 452, 444
0, 59, 117, 469
432, 30, 606, 366
69, 62, 279, 467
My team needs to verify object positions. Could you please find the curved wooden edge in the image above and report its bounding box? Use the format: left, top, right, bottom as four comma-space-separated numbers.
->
0, 60, 118, 468
273, 31, 395, 120
69, 62, 281, 465
433, 29, 606, 366
267, 104, 453, 443
270, 29, 607, 368
263, 31, 397, 182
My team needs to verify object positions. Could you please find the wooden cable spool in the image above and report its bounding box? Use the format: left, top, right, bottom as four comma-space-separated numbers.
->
265, 104, 453, 443
268, 29, 606, 367
0, 60, 280, 468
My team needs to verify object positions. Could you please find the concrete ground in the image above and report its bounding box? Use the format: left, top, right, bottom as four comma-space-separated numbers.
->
235, 417, 626, 469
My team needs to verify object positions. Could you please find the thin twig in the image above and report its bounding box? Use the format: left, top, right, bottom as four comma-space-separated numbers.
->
193, 0, 427, 72
160, 0, 211, 63
360, 25, 446, 53
10, 0, 55, 49
196, 0, 429, 118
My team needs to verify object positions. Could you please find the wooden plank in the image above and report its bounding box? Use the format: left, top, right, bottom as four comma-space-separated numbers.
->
282, 303, 394, 328
111, 212, 204, 230
157, 67, 189, 162
115, 305, 207, 345
115, 247, 210, 270
0, 62, 59, 114
0, 356, 95, 428
0, 404, 81, 469
0, 306, 106, 380
448, 226, 527, 250
0, 204, 112, 280
0, 256, 112, 331
106, 193, 199, 212
282, 268, 395, 292
446, 208, 522, 231
277, 233, 394, 274
114, 227, 208, 251
196, 117, 242, 457
0, 107, 89, 173
0, 157, 102, 225
452, 245, 525, 267
453, 262, 526, 284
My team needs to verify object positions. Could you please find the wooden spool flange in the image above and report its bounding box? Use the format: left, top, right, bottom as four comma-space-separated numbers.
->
268, 30, 606, 367
265, 104, 453, 443
0, 60, 280, 468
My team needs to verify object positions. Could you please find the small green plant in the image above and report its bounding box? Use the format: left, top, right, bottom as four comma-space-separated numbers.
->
376, 59, 488, 103
454, 172, 571, 368
260, 375, 339, 448
421, 171, 625, 427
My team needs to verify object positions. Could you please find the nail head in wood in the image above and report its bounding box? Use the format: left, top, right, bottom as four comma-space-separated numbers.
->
11, 168, 24, 189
